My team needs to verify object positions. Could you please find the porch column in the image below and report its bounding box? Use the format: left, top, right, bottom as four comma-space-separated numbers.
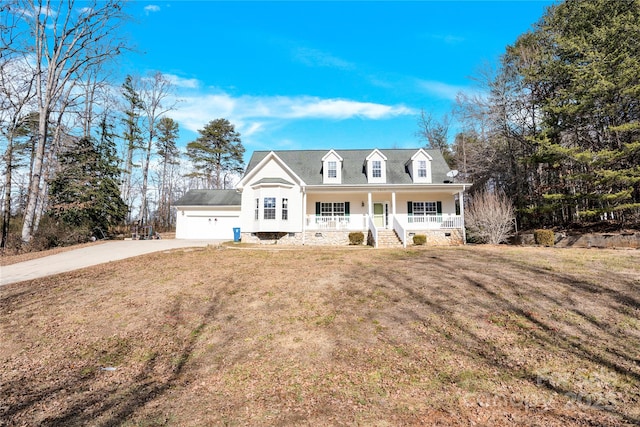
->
391, 191, 396, 217
367, 192, 372, 218
302, 191, 307, 245
459, 190, 466, 244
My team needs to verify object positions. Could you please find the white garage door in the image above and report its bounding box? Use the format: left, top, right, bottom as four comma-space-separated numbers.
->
182, 215, 239, 240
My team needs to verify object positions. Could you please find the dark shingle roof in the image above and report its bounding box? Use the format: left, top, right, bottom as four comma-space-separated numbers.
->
174, 189, 241, 206
244, 149, 452, 185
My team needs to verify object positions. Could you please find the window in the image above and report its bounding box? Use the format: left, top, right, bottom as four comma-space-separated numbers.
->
282, 198, 288, 220
327, 161, 337, 178
412, 202, 437, 216
322, 150, 343, 184
320, 202, 345, 216
255, 198, 259, 220
418, 160, 427, 178
264, 197, 276, 220
372, 160, 382, 178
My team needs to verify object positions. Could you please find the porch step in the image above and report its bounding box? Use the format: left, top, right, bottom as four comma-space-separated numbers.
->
376, 229, 403, 248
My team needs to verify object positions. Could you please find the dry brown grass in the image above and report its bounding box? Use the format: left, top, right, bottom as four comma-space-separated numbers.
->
1, 245, 639, 426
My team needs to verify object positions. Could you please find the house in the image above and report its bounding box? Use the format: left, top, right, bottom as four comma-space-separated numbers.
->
175, 148, 471, 247
174, 189, 241, 240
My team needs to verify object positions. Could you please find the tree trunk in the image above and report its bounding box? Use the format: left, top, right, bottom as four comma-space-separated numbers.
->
21, 105, 49, 243
138, 131, 152, 225
1, 139, 14, 249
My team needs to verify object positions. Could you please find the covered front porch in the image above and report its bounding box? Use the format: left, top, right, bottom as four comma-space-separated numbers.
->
301, 186, 469, 247
305, 213, 463, 231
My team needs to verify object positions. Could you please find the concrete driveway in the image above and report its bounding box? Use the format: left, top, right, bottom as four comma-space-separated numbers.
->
0, 239, 217, 287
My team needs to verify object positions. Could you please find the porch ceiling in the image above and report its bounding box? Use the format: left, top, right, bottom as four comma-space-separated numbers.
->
303, 183, 470, 195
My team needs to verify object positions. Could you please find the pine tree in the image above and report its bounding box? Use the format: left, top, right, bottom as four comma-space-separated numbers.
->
48, 118, 127, 236
119, 75, 143, 219
460, 0, 640, 227
529, 0, 640, 224
186, 118, 245, 189
156, 116, 180, 228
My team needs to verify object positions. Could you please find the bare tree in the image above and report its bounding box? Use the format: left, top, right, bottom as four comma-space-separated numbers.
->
138, 72, 175, 225
0, 58, 36, 249
77, 65, 116, 139
465, 189, 515, 245
416, 110, 454, 167
15, 0, 129, 244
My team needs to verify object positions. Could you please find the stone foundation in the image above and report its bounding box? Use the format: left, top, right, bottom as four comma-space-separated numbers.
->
406, 229, 464, 246
240, 229, 464, 247
241, 232, 302, 245
241, 231, 363, 246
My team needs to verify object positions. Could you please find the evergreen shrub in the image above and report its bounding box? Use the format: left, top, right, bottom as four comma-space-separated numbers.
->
534, 229, 555, 247
413, 234, 427, 245
349, 231, 365, 245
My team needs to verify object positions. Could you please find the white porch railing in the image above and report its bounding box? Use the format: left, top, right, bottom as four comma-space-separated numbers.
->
405, 214, 463, 229
368, 214, 378, 248
304, 214, 463, 234
305, 214, 367, 230
393, 216, 407, 248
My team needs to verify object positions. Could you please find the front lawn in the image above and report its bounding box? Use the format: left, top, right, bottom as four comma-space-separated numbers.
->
1, 245, 638, 426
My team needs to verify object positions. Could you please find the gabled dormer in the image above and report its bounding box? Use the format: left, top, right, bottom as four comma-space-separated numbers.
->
365, 149, 387, 184
322, 149, 343, 184
407, 149, 433, 183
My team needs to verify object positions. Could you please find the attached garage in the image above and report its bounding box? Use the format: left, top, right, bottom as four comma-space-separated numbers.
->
174, 189, 241, 240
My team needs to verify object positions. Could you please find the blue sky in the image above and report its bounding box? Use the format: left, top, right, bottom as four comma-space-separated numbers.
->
120, 1, 554, 160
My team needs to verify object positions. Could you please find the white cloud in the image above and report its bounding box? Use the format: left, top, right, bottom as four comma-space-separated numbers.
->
168, 91, 416, 139
18, 4, 57, 19
144, 5, 160, 14
286, 98, 413, 120
417, 79, 468, 101
293, 47, 355, 70
171, 93, 417, 132
243, 122, 265, 137
164, 73, 200, 89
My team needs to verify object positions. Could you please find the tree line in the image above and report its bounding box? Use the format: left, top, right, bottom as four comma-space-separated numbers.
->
3, 0, 638, 251
434, 0, 640, 231
0, 0, 244, 250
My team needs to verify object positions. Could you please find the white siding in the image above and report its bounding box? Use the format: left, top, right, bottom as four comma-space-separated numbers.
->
366, 150, 387, 184
410, 150, 433, 183
176, 207, 241, 240
239, 157, 303, 233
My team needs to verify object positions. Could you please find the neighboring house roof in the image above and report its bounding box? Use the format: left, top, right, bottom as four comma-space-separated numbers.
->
174, 189, 241, 207
244, 149, 454, 185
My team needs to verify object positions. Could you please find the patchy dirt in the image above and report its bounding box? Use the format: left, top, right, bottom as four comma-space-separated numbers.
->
1, 245, 639, 426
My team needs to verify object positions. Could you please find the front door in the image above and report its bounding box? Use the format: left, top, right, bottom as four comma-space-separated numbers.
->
373, 203, 386, 228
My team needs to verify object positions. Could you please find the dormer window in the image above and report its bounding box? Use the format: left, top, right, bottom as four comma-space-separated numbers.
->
322, 150, 343, 184
372, 160, 382, 178
418, 160, 427, 178
409, 149, 432, 183
327, 161, 337, 178
366, 149, 387, 183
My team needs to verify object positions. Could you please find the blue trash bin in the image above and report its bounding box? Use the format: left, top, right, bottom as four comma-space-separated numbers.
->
233, 227, 241, 242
